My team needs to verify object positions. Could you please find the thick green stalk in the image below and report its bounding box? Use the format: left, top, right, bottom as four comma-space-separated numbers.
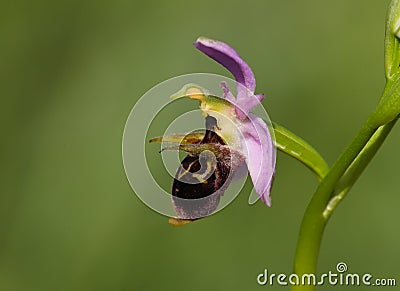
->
290, 2, 400, 289
292, 116, 378, 289
291, 111, 397, 290
292, 71, 399, 290
323, 119, 397, 219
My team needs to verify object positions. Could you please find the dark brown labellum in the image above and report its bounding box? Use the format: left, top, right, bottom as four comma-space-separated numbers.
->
172, 116, 232, 219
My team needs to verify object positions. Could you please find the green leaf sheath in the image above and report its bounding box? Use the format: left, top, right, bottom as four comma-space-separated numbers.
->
291, 116, 380, 291
292, 2, 400, 285
324, 118, 398, 218
373, 80, 400, 126
273, 122, 329, 181
325, 80, 400, 217
385, 0, 400, 79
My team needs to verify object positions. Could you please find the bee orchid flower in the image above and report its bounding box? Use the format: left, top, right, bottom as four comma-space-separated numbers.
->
150, 37, 276, 224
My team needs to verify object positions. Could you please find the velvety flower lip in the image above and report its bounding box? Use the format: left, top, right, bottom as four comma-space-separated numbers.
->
193, 36, 276, 206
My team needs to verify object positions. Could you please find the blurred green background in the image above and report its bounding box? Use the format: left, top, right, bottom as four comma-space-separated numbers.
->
1, 0, 399, 290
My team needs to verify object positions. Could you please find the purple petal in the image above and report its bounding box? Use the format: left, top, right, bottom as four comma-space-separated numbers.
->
220, 82, 236, 103
234, 91, 265, 120
240, 113, 275, 206
194, 37, 256, 93
221, 82, 265, 121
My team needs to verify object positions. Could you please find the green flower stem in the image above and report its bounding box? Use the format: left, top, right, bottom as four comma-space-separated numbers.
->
323, 119, 397, 219
292, 69, 400, 290
326, 81, 397, 213
273, 122, 329, 181
290, 3, 400, 289
291, 109, 396, 291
